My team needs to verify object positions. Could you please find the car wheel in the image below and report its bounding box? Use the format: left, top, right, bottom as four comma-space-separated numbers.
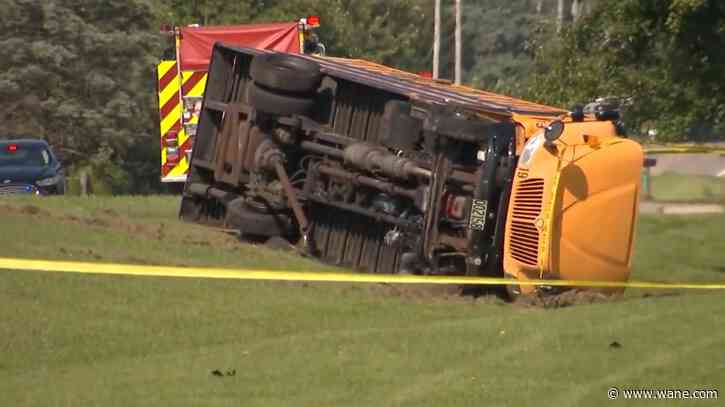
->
247, 83, 315, 116
250, 53, 322, 94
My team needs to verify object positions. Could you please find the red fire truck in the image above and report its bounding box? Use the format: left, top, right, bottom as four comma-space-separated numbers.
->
156, 17, 322, 185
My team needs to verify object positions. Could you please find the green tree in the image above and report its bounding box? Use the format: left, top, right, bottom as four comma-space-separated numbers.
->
155, 0, 255, 26
456, 0, 553, 93
0, 0, 164, 192
526, 0, 725, 141
157, 0, 434, 72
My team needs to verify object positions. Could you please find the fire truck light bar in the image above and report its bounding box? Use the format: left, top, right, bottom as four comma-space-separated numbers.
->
306, 15, 320, 27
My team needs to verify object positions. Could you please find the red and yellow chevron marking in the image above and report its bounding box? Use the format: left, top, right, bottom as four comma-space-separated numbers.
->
157, 60, 207, 182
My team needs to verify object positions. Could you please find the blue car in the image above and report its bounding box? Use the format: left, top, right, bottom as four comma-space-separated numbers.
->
0, 139, 65, 195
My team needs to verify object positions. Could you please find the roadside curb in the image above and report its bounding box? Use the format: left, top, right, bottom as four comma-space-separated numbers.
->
640, 201, 724, 215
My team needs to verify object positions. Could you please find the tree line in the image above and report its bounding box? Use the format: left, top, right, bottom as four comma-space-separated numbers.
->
0, 0, 722, 194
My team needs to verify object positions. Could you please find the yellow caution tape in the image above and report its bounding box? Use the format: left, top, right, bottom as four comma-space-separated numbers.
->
1, 257, 725, 290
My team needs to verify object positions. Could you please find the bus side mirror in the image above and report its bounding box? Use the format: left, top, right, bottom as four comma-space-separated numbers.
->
544, 120, 564, 147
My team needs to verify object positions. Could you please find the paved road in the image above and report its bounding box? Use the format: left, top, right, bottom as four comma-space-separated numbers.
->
640, 201, 724, 215
649, 153, 725, 177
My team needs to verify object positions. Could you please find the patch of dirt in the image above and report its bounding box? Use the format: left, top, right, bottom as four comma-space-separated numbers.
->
20, 204, 42, 215
265, 236, 297, 252
511, 287, 684, 309
156, 224, 166, 241
61, 214, 112, 228
3, 203, 182, 246
57, 247, 101, 260
374, 283, 462, 299
638, 291, 682, 300
513, 289, 617, 308
185, 239, 211, 247
1, 203, 50, 217
96, 208, 119, 217
57, 212, 163, 241
363, 283, 507, 305
85, 217, 110, 228
124, 256, 154, 265
86, 249, 102, 260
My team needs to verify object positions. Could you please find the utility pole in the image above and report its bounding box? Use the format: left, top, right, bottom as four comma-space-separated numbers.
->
536, 0, 544, 14
557, 0, 565, 32
454, 0, 462, 85
433, 0, 440, 79
571, 0, 582, 23
557, 0, 575, 31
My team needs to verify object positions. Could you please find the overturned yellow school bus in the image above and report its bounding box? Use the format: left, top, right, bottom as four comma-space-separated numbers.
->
180, 44, 643, 297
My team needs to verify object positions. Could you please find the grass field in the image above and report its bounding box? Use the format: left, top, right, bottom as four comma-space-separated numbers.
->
1, 196, 724, 406
649, 172, 725, 203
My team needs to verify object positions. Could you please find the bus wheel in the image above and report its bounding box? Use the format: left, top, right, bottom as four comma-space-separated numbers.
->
248, 83, 314, 116
250, 53, 321, 94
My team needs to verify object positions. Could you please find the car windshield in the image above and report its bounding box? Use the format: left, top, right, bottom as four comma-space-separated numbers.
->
0, 145, 51, 167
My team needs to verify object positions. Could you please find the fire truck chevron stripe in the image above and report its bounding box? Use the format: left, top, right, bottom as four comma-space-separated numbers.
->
161, 117, 181, 143
158, 62, 179, 91
182, 71, 206, 95
158, 61, 185, 181
162, 129, 190, 178
159, 93, 180, 120
188, 74, 207, 97
162, 164, 174, 177
157, 61, 208, 182
159, 76, 181, 107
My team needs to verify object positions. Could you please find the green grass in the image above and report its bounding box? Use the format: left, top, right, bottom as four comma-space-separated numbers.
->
632, 214, 725, 285
1, 196, 724, 406
649, 172, 725, 203
0, 195, 332, 271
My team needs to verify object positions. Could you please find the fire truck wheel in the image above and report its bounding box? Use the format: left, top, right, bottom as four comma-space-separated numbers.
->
250, 53, 322, 94
248, 83, 314, 116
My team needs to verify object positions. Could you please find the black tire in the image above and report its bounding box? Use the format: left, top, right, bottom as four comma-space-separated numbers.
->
247, 83, 314, 116
250, 53, 322, 94
179, 195, 204, 222
435, 115, 492, 143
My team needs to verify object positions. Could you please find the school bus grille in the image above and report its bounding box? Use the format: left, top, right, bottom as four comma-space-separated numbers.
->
509, 178, 544, 266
